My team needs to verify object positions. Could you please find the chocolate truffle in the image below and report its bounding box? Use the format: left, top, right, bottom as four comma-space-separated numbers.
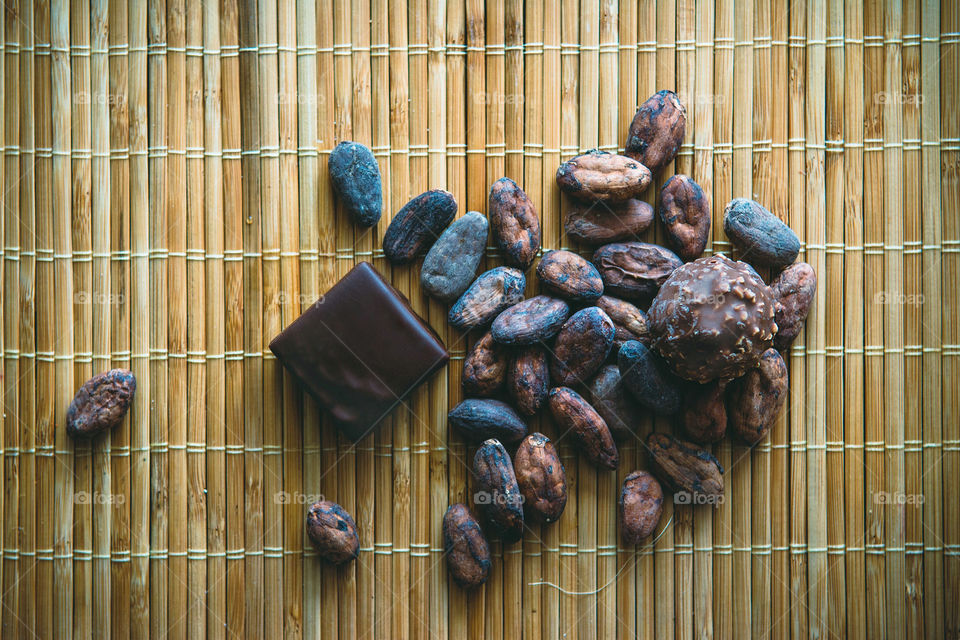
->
269, 262, 449, 441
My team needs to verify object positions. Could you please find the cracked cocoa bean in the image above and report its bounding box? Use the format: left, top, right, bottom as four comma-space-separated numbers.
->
382, 189, 458, 263
647, 432, 724, 499
624, 90, 686, 174
564, 199, 654, 245
491, 295, 570, 346
727, 348, 788, 444
328, 141, 383, 227
449, 267, 526, 331
513, 432, 567, 523
448, 398, 528, 443
548, 387, 619, 470
550, 307, 616, 386
619, 471, 664, 544
659, 174, 710, 261
536, 249, 604, 303
462, 331, 509, 397
306, 500, 360, 565
592, 241, 683, 301
770, 262, 817, 351
488, 177, 542, 268
555, 150, 652, 203
473, 439, 525, 541
507, 347, 550, 417
66, 369, 137, 439
443, 503, 492, 589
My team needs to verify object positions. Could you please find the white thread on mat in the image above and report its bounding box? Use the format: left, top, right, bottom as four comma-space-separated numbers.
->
527, 513, 674, 596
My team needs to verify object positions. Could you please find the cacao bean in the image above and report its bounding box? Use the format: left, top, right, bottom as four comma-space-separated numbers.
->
449, 267, 526, 331
328, 141, 383, 227
383, 189, 458, 263
595, 295, 650, 349
421, 211, 489, 302
513, 432, 567, 523
586, 364, 644, 440
473, 438, 525, 541
647, 432, 724, 499
659, 174, 710, 261
681, 380, 728, 444
550, 307, 616, 386
770, 261, 817, 351
488, 177, 542, 268
443, 503, 492, 589
306, 500, 360, 564
66, 369, 137, 439
462, 331, 508, 397
564, 199, 654, 245
448, 398, 528, 443
507, 347, 550, 416
619, 470, 664, 544
548, 387, 619, 470
727, 348, 788, 444
624, 90, 687, 174
536, 249, 605, 303
723, 198, 801, 269
555, 150, 652, 203
592, 241, 683, 301
617, 340, 686, 415
491, 295, 570, 346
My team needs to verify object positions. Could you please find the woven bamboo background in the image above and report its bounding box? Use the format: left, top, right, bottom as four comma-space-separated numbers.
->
0, 0, 957, 637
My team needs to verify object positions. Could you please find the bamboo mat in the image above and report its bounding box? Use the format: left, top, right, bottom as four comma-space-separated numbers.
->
0, 0, 957, 637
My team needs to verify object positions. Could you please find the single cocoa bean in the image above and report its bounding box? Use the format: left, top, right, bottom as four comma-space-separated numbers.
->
66, 369, 137, 439
555, 150, 652, 203
727, 348, 788, 444
328, 141, 383, 227
548, 387, 619, 469
659, 174, 710, 261
592, 241, 683, 301
473, 439, 525, 541
564, 199, 654, 245
550, 307, 616, 386
491, 295, 570, 346
587, 364, 644, 440
770, 261, 817, 351
443, 503, 492, 589
595, 295, 650, 349
449, 267, 526, 331
507, 347, 550, 416
535, 249, 604, 303
647, 432, 724, 499
681, 380, 728, 444
723, 198, 801, 269
306, 500, 360, 564
421, 211, 489, 302
513, 432, 567, 523
619, 471, 664, 544
617, 341, 686, 416
383, 189, 458, 263
462, 331, 508, 397
448, 398, 528, 443
488, 177, 542, 268
624, 90, 687, 174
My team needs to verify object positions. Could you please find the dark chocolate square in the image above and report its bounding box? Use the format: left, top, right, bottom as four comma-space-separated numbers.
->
270, 262, 449, 441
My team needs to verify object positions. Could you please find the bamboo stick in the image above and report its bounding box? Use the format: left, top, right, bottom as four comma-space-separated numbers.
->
0, 10, 6, 631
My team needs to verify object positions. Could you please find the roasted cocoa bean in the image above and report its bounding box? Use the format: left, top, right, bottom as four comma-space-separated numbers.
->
448, 398, 528, 443
421, 211, 489, 302
564, 199, 654, 245
592, 241, 683, 301
619, 471, 664, 544
550, 307, 616, 386
66, 369, 137, 439
462, 331, 509, 397
513, 433, 567, 523
443, 503, 492, 589
770, 262, 817, 351
536, 249, 605, 303
587, 365, 644, 440
306, 500, 360, 564
723, 198, 801, 269
328, 141, 383, 227
548, 387, 619, 469
507, 347, 550, 416
659, 174, 710, 261
491, 295, 570, 346
488, 177, 542, 268
647, 432, 724, 499
382, 189, 458, 263
449, 267, 526, 331
681, 380, 728, 444
617, 340, 686, 416
595, 295, 650, 349
624, 90, 687, 174
727, 348, 788, 444
473, 439, 525, 541
555, 150, 652, 203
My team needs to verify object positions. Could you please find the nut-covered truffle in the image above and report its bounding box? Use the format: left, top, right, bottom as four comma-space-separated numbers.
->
448, 398, 528, 443
564, 199, 654, 245
473, 439, 525, 541
449, 267, 526, 331
488, 177, 542, 268
723, 198, 801, 269
66, 369, 137, 439
462, 331, 508, 397
659, 174, 710, 261
592, 241, 684, 301
770, 262, 817, 351
491, 295, 571, 346
507, 347, 550, 416
555, 150, 652, 203
624, 90, 687, 174
306, 500, 361, 564
647, 254, 777, 383
548, 387, 619, 470
536, 249, 604, 303
513, 433, 567, 523
727, 348, 789, 444
619, 471, 664, 544
443, 503, 492, 588
550, 307, 616, 386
